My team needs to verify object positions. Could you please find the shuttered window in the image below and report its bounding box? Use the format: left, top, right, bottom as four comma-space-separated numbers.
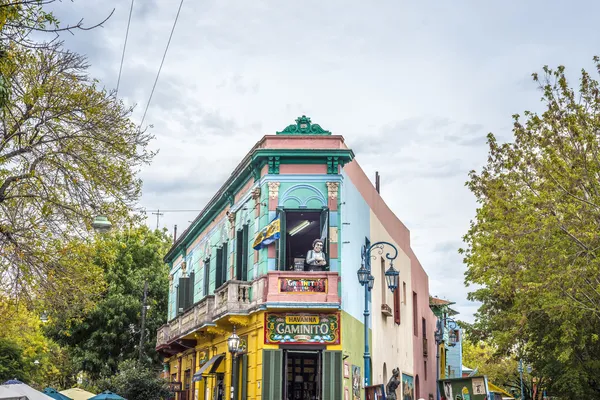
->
394, 284, 401, 324
236, 225, 249, 281
262, 349, 282, 399
322, 351, 342, 400
240, 354, 248, 399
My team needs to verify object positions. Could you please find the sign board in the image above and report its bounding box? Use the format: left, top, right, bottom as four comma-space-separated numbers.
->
279, 277, 327, 293
438, 376, 489, 400
264, 312, 340, 344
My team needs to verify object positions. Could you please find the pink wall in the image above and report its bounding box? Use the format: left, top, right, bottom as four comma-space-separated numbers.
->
278, 164, 328, 174
343, 159, 438, 399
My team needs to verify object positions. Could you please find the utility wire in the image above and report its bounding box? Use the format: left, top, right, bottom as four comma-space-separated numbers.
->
139, 0, 185, 129
116, 0, 136, 96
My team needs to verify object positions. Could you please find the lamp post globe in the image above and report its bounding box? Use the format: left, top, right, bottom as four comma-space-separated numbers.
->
384, 265, 399, 292
92, 215, 112, 233
367, 274, 375, 291
357, 264, 369, 286
227, 327, 241, 354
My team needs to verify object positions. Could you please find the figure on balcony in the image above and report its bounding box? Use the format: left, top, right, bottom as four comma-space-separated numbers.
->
386, 367, 400, 399
306, 239, 327, 271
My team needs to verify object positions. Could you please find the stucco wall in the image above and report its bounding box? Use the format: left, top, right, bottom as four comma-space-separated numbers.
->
342, 159, 438, 399
368, 209, 414, 386
339, 170, 371, 322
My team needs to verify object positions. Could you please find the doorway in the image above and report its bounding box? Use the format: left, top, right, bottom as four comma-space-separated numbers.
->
214, 373, 225, 400
284, 350, 321, 400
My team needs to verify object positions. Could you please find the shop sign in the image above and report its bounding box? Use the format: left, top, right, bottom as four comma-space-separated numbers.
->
265, 312, 340, 344
279, 277, 327, 293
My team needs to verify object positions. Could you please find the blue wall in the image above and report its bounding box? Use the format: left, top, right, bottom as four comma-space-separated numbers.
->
446, 329, 463, 378
339, 169, 371, 322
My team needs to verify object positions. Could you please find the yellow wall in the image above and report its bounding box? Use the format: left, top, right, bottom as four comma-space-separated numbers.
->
167, 309, 348, 400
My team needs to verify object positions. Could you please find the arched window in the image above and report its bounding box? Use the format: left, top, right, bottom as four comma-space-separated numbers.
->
415, 374, 420, 398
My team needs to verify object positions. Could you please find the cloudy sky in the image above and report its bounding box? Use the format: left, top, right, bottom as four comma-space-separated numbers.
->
49, 0, 600, 322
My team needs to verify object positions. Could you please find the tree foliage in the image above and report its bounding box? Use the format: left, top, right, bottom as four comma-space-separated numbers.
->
0, 41, 154, 313
0, 337, 27, 382
98, 360, 171, 400
47, 226, 171, 379
462, 58, 600, 399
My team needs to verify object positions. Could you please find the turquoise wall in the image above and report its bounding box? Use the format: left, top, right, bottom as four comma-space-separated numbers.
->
446, 329, 463, 378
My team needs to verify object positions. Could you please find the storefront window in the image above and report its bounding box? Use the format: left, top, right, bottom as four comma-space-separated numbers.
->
277, 208, 329, 271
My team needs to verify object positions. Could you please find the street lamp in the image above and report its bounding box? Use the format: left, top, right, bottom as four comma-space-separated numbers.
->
92, 215, 112, 233
357, 240, 399, 387
228, 326, 242, 400
434, 317, 459, 400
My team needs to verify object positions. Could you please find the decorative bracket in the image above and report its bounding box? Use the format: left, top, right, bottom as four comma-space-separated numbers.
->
327, 157, 340, 174
267, 156, 280, 174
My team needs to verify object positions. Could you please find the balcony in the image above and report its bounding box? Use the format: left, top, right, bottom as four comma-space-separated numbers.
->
213, 280, 253, 319
156, 271, 340, 351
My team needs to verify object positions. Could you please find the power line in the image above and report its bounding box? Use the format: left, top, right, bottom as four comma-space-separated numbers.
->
139, 0, 185, 129
116, 0, 136, 96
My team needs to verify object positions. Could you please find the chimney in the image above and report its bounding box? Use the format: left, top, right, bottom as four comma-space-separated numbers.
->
173, 224, 178, 242
375, 171, 380, 193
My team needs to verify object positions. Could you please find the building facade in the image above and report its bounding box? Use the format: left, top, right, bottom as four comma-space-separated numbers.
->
430, 297, 463, 397
156, 116, 437, 400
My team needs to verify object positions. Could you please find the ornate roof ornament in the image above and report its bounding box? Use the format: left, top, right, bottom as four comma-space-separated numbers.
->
276, 115, 332, 135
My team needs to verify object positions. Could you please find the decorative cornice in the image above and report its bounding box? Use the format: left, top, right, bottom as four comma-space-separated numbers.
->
268, 182, 280, 199
251, 187, 261, 201
276, 115, 331, 135
326, 182, 340, 199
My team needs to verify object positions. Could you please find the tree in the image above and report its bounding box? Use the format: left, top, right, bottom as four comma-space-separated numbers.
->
0, 338, 27, 382
98, 360, 171, 400
462, 58, 600, 399
0, 42, 155, 315
47, 226, 171, 379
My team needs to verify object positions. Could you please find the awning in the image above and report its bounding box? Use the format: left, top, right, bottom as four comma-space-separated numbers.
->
192, 354, 225, 382
488, 382, 515, 399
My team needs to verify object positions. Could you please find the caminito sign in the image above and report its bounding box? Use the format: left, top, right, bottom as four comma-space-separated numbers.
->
279, 277, 327, 293
265, 313, 341, 345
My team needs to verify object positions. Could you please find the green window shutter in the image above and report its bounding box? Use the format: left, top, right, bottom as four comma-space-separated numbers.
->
203, 258, 210, 296
322, 351, 342, 400
262, 349, 282, 399
236, 229, 243, 280
276, 208, 286, 271
222, 242, 229, 284
241, 354, 248, 400
175, 285, 180, 314
188, 272, 195, 306
215, 248, 223, 288
242, 224, 249, 280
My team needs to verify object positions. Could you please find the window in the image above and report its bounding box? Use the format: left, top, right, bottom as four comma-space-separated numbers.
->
215, 242, 228, 289
422, 318, 427, 338
413, 291, 418, 336
424, 361, 428, 381
277, 208, 329, 271
203, 257, 210, 296
236, 225, 249, 281
394, 284, 401, 324
402, 282, 407, 304
380, 257, 386, 304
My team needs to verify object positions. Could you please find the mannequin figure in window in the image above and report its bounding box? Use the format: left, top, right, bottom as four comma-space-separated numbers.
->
306, 239, 327, 271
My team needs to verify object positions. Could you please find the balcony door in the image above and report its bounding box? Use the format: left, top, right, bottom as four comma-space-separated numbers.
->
276, 207, 329, 271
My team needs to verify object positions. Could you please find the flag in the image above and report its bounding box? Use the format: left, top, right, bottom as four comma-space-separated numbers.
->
252, 216, 281, 250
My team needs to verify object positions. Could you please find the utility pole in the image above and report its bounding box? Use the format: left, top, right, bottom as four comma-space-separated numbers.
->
139, 280, 149, 363
151, 209, 163, 229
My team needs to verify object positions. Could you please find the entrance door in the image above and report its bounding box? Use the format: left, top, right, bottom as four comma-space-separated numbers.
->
283, 350, 321, 400
214, 373, 225, 400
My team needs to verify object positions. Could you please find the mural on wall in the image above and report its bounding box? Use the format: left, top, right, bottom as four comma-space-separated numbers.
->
401, 374, 414, 400
352, 365, 361, 400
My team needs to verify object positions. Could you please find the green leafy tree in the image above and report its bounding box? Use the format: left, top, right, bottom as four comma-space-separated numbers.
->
98, 360, 171, 400
48, 226, 171, 379
0, 42, 155, 315
462, 58, 600, 399
0, 338, 27, 382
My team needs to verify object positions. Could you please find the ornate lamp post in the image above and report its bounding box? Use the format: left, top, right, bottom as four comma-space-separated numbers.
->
357, 240, 399, 387
227, 326, 242, 400
434, 317, 459, 400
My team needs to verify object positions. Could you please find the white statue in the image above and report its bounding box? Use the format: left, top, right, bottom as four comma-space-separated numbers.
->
306, 239, 327, 270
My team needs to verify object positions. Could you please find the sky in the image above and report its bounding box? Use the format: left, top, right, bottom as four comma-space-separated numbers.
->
48, 0, 600, 322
